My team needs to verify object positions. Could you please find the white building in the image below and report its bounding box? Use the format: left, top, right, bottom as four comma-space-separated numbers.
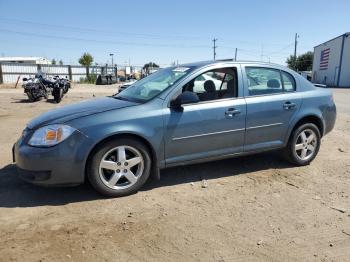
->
312, 33, 350, 87
0, 56, 51, 65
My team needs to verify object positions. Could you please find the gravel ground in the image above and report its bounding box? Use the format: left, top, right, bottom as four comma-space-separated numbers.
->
0, 84, 349, 262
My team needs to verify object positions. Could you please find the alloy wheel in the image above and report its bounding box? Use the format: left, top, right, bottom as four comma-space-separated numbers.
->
99, 145, 144, 190
294, 129, 318, 161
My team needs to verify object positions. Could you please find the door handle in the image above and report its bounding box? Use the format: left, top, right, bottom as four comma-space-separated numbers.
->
225, 108, 241, 117
283, 101, 296, 110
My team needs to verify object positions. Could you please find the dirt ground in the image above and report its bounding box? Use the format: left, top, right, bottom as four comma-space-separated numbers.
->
0, 84, 349, 262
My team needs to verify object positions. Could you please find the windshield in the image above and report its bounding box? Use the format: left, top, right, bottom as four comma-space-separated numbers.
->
35, 70, 46, 79
115, 66, 195, 102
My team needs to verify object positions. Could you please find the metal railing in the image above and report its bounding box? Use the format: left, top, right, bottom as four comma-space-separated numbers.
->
0, 63, 117, 84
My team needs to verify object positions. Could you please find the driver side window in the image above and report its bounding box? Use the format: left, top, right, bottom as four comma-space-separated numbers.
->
181, 68, 237, 102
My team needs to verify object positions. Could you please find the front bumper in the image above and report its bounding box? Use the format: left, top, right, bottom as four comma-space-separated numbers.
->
13, 130, 93, 186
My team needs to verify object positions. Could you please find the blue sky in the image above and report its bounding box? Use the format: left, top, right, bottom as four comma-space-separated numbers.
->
0, 0, 349, 67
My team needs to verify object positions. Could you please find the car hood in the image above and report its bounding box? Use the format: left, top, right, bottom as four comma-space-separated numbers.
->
27, 97, 138, 130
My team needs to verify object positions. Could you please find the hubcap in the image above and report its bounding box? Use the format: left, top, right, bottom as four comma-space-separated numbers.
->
295, 129, 317, 161
99, 146, 144, 190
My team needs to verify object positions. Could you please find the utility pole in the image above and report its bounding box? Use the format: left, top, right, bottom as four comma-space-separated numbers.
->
212, 38, 218, 60
234, 48, 238, 61
115, 53, 119, 78
110, 53, 114, 68
294, 33, 299, 70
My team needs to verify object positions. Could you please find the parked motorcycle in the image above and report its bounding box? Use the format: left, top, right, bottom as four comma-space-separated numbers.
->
22, 74, 70, 103
52, 75, 71, 102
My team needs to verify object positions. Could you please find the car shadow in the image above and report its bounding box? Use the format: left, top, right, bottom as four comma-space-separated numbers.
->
0, 164, 103, 208
0, 152, 293, 208
142, 152, 292, 191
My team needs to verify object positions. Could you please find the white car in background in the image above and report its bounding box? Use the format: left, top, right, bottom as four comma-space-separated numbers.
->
119, 79, 138, 92
193, 72, 223, 92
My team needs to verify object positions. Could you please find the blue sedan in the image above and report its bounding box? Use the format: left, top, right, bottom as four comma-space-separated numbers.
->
13, 60, 336, 197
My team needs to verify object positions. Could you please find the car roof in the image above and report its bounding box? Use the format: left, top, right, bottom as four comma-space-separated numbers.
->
179, 60, 287, 70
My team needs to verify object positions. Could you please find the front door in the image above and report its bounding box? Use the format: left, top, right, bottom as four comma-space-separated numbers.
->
164, 67, 246, 165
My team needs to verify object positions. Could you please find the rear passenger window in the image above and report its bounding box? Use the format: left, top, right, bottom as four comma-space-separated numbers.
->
281, 71, 296, 92
246, 67, 282, 96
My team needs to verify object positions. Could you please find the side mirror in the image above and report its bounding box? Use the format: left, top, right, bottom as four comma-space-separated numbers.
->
170, 91, 199, 110
23, 78, 28, 81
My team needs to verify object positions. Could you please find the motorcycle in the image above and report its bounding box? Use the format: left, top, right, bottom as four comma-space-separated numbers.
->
22, 74, 70, 103
52, 75, 71, 102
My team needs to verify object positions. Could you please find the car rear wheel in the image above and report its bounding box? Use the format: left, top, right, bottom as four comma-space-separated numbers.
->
284, 123, 321, 165
87, 138, 151, 197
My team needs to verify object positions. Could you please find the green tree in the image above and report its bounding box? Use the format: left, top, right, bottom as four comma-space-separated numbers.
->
143, 62, 159, 74
286, 55, 296, 70
296, 51, 314, 71
59, 60, 63, 65
143, 62, 159, 70
78, 52, 94, 66
286, 51, 313, 71
51, 59, 56, 65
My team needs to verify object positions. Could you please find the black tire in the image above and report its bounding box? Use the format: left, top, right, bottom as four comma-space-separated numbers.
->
27, 90, 42, 102
53, 88, 63, 103
283, 123, 321, 165
63, 83, 69, 94
87, 138, 152, 197
26, 91, 35, 102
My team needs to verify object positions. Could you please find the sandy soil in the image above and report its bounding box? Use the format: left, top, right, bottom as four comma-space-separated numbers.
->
0, 84, 349, 262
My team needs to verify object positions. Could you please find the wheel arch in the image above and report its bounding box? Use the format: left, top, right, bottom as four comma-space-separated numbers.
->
287, 114, 325, 143
84, 132, 159, 181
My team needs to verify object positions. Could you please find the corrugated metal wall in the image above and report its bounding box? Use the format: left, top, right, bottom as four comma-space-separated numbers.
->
312, 36, 342, 86
1, 63, 37, 83
339, 35, 350, 87
71, 66, 87, 82
312, 33, 350, 87
0, 63, 116, 84
41, 65, 69, 77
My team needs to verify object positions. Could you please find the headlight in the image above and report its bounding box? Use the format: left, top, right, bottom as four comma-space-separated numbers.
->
28, 124, 76, 147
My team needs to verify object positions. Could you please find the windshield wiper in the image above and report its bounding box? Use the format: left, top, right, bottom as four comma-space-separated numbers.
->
113, 95, 131, 101
113, 95, 144, 103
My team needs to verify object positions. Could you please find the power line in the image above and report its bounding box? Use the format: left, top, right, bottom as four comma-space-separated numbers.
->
266, 43, 294, 55
0, 28, 211, 49
0, 26, 307, 64
0, 17, 207, 41
0, 17, 305, 49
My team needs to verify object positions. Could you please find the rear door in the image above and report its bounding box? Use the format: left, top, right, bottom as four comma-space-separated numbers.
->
243, 66, 302, 151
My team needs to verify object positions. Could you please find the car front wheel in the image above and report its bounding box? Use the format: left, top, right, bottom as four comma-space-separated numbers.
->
284, 123, 321, 165
87, 138, 151, 197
